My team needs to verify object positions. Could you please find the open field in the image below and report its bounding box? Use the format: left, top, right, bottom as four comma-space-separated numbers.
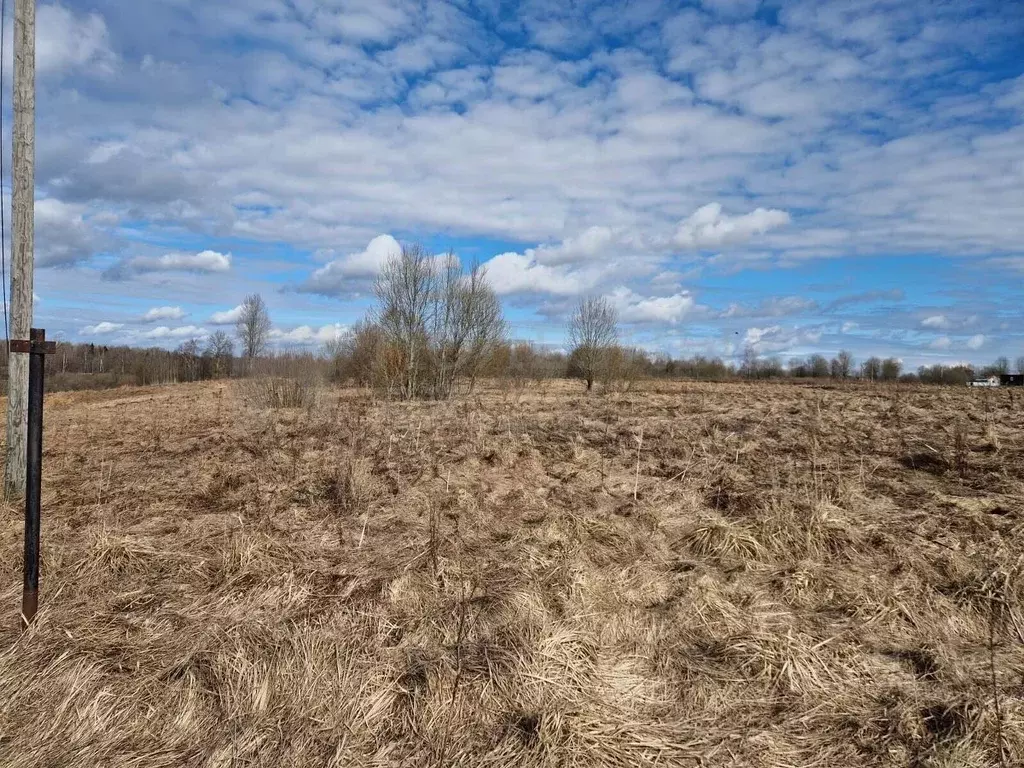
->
1, 379, 1023, 767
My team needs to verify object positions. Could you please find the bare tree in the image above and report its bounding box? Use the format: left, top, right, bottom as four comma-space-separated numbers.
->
836, 350, 853, 379
176, 339, 202, 382
862, 356, 882, 381
880, 357, 902, 381
740, 346, 759, 379
236, 293, 271, 367
375, 244, 435, 399
808, 354, 830, 378
205, 331, 234, 377
567, 296, 618, 391
430, 255, 506, 397
373, 246, 506, 399
1016, 356, 1024, 375
332, 320, 385, 388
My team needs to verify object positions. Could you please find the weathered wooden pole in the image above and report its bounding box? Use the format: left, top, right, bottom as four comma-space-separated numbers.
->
4, 0, 35, 499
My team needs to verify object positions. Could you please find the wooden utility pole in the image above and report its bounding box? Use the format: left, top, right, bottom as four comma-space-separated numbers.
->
5, 0, 35, 499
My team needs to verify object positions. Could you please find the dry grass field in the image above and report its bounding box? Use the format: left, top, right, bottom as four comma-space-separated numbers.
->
1, 379, 1023, 767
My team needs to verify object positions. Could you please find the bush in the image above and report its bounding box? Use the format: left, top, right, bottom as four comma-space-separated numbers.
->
237, 377, 322, 409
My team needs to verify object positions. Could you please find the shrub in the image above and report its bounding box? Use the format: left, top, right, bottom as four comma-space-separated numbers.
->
237, 376, 322, 409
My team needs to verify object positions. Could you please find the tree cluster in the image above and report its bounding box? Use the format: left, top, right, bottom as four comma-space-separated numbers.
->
331, 245, 507, 399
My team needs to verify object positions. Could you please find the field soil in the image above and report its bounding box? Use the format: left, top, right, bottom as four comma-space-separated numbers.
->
1, 380, 1023, 767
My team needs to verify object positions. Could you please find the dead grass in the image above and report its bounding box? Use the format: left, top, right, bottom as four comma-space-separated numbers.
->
0, 379, 1023, 766
236, 376, 323, 410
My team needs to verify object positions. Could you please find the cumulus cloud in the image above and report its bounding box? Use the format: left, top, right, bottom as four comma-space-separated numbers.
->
297, 235, 400, 296
209, 306, 244, 325
966, 334, 986, 350
841, 322, 859, 333
742, 324, 824, 354
921, 315, 950, 329
531, 227, 619, 266
80, 321, 123, 335
35, 198, 110, 267
270, 324, 347, 346
139, 325, 208, 340
609, 287, 696, 324
744, 325, 783, 347
672, 203, 790, 250
104, 250, 231, 280
142, 306, 186, 323
36, 3, 117, 76
484, 252, 597, 296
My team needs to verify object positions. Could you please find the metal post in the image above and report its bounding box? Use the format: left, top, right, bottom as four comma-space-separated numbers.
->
11, 328, 53, 628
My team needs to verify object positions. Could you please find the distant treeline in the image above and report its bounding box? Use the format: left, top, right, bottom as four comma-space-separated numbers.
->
0, 337, 1015, 395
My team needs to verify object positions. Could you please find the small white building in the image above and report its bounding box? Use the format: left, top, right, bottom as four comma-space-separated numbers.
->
968, 376, 1000, 387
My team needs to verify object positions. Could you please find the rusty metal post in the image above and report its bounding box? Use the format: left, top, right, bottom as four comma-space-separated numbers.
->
11, 328, 54, 627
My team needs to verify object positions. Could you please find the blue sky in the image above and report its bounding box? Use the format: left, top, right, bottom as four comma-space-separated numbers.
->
6, 0, 1024, 367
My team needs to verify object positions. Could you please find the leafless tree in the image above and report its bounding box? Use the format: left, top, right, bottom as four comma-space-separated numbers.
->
808, 354, 830, 378
1016, 356, 1024, 375
429, 254, 506, 397
881, 357, 902, 381
205, 331, 234, 377
835, 350, 853, 379
375, 244, 434, 399
601, 346, 648, 392
740, 346, 759, 379
862, 356, 883, 381
176, 339, 202, 382
374, 244, 505, 399
331, 320, 385, 389
567, 296, 618, 391
236, 293, 271, 367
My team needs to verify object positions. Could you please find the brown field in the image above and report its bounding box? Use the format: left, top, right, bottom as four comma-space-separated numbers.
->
1, 379, 1023, 767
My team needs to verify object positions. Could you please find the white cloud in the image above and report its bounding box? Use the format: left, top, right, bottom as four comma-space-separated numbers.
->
34, 198, 108, 267
531, 226, 619, 266
841, 321, 858, 333
142, 306, 186, 323
930, 336, 952, 350
741, 324, 824, 354
80, 321, 123, 335
722, 296, 818, 318
270, 324, 347, 346
484, 252, 597, 296
105, 250, 231, 279
610, 287, 696, 324
744, 325, 783, 346
299, 235, 400, 295
921, 315, 950, 329
966, 334, 986, 350
139, 325, 208, 340
209, 305, 244, 325
673, 203, 791, 250
36, 3, 116, 76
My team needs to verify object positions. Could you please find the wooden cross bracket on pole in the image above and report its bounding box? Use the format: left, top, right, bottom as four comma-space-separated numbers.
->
9, 330, 55, 356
